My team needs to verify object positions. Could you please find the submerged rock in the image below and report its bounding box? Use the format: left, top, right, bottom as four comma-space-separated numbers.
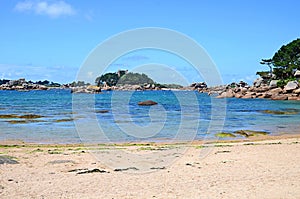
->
0, 114, 19, 119
138, 100, 158, 106
234, 130, 269, 137
260, 110, 299, 115
54, 118, 74, 123
95, 110, 109, 113
18, 114, 43, 119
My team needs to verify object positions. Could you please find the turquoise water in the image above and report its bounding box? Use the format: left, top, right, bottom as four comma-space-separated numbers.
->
0, 89, 300, 144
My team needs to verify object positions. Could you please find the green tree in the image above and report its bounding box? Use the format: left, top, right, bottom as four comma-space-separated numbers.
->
95, 72, 119, 86
117, 72, 154, 85
272, 38, 300, 79
260, 59, 273, 76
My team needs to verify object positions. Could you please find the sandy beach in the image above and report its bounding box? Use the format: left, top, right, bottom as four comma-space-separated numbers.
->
0, 135, 300, 199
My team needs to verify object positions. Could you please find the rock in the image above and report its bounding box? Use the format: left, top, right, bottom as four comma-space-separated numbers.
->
238, 81, 248, 88
260, 110, 299, 115
271, 95, 288, 100
234, 93, 243, 98
216, 89, 235, 98
114, 167, 139, 172
144, 84, 151, 89
87, 85, 101, 93
269, 88, 283, 94
254, 93, 262, 98
234, 130, 269, 137
284, 81, 299, 92
37, 85, 48, 90
293, 88, 300, 94
253, 77, 264, 87
68, 168, 109, 174
241, 87, 248, 93
248, 86, 255, 92
288, 96, 300, 101
241, 93, 253, 99
269, 80, 279, 89
255, 86, 269, 93
262, 93, 272, 98
96, 110, 109, 113
138, 100, 158, 106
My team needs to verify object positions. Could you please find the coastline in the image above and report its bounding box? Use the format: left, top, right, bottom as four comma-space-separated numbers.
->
1, 134, 300, 198
1, 132, 300, 147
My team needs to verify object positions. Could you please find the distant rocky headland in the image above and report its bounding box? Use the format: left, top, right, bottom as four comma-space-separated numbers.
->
0, 78, 56, 91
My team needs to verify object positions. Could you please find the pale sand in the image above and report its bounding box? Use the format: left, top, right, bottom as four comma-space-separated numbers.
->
1, 135, 300, 199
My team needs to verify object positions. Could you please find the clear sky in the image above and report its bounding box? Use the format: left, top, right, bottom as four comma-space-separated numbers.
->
0, 0, 300, 85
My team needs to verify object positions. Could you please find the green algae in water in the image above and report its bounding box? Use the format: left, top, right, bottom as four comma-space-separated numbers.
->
0, 114, 20, 119
215, 132, 236, 138
18, 114, 44, 119
7, 120, 46, 124
54, 118, 74, 123
0, 114, 44, 120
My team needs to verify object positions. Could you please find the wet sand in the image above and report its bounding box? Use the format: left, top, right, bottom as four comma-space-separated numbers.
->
1, 134, 300, 199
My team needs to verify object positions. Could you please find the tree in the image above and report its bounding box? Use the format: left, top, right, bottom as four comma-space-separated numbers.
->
117, 72, 155, 85
272, 38, 300, 79
260, 59, 273, 76
95, 72, 119, 86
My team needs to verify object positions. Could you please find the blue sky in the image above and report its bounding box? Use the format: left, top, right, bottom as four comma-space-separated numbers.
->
0, 0, 300, 85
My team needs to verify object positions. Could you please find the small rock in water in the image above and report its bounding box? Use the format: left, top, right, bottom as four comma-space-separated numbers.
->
138, 100, 158, 106
95, 110, 109, 113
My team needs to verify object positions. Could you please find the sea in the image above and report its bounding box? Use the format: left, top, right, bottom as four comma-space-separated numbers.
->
0, 89, 300, 144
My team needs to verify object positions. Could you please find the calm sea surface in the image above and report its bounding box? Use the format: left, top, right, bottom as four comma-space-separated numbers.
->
0, 89, 300, 144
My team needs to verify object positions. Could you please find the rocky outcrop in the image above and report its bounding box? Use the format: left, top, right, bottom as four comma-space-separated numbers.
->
215, 79, 300, 101
0, 78, 50, 91
71, 86, 101, 94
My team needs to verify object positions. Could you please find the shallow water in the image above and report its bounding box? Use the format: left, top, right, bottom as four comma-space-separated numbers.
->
0, 89, 299, 144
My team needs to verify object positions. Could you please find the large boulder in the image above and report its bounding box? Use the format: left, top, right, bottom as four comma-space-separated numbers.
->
269, 80, 279, 89
288, 96, 300, 101
253, 77, 264, 87
293, 88, 300, 94
269, 87, 283, 94
255, 86, 269, 92
271, 95, 288, 100
284, 81, 299, 92
241, 93, 253, 99
87, 85, 101, 92
216, 89, 235, 98
138, 100, 158, 106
